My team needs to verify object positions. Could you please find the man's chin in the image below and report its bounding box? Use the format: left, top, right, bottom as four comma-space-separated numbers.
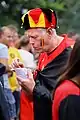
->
35, 49, 43, 53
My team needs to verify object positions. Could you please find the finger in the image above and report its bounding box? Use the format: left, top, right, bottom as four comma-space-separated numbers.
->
17, 76, 29, 91
13, 58, 24, 68
18, 81, 22, 86
16, 58, 20, 62
13, 62, 19, 68
17, 76, 23, 83
18, 62, 24, 68
12, 59, 20, 68
16, 76, 27, 84
10, 64, 16, 70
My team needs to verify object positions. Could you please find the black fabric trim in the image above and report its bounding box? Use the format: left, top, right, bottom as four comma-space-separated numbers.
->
23, 14, 30, 30
41, 8, 57, 29
53, 11, 57, 29
41, 8, 52, 22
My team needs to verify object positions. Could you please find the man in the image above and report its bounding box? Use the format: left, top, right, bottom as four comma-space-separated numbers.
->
1, 25, 22, 116
14, 8, 74, 120
0, 28, 16, 120
18, 35, 36, 69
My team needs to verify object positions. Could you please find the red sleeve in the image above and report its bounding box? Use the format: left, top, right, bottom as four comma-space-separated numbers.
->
20, 90, 33, 120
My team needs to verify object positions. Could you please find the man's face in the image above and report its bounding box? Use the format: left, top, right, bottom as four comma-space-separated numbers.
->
1, 28, 13, 46
27, 28, 50, 53
13, 32, 19, 41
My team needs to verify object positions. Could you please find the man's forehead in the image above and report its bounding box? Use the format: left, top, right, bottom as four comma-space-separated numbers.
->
27, 28, 45, 36
28, 29, 38, 33
3, 28, 12, 34
3, 29, 13, 38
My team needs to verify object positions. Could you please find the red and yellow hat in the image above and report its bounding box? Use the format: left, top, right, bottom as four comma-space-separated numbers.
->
21, 8, 57, 30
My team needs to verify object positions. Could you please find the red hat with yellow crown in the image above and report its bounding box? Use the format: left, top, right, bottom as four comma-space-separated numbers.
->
21, 8, 57, 30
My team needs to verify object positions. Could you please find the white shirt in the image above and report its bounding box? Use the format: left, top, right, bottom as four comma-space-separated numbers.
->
0, 43, 10, 88
19, 49, 36, 70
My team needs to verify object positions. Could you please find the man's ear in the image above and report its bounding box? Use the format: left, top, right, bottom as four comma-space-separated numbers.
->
46, 27, 53, 35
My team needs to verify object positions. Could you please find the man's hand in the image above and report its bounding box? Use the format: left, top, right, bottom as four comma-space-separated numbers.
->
17, 70, 35, 96
10, 58, 24, 69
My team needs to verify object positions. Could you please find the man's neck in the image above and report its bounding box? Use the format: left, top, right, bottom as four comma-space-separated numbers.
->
47, 36, 64, 53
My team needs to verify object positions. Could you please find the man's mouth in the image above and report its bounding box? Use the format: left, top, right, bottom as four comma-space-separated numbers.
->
34, 47, 40, 50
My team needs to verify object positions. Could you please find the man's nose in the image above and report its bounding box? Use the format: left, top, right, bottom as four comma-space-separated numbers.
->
29, 37, 35, 45
9, 36, 13, 41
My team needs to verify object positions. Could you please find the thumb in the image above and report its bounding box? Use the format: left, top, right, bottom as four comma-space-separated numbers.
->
27, 69, 33, 79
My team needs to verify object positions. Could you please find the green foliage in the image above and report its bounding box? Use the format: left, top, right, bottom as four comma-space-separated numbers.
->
57, 0, 80, 34
0, 0, 80, 34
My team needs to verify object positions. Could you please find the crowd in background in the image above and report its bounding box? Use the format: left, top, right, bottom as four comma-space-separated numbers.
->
0, 25, 37, 120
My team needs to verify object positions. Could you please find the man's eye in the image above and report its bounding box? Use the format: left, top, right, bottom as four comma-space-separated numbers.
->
34, 36, 38, 39
29, 36, 37, 39
8, 36, 12, 38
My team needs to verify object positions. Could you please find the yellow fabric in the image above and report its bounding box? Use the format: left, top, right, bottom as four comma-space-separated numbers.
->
8, 47, 22, 92
22, 13, 27, 23
21, 10, 30, 23
29, 12, 45, 28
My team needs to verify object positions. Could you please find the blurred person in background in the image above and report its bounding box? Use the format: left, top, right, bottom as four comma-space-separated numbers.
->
1, 25, 22, 118
68, 32, 80, 48
18, 35, 36, 69
12, 8, 74, 120
0, 63, 10, 120
0, 28, 16, 120
24, 31, 34, 53
18, 35, 36, 120
68, 32, 80, 41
